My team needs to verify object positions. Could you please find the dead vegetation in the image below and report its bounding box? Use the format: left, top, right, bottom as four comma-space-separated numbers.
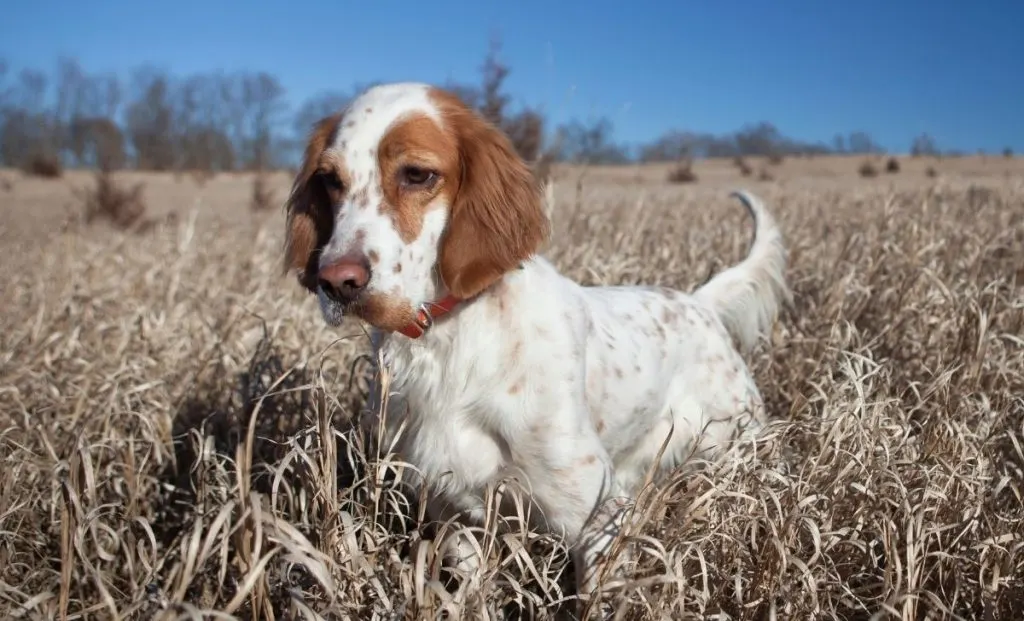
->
250, 172, 276, 211
0, 166, 1023, 620
76, 169, 150, 231
22, 153, 63, 178
859, 159, 879, 177
733, 156, 753, 177
666, 158, 698, 183
886, 156, 901, 173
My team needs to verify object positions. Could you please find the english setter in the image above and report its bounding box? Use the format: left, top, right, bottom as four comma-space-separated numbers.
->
283, 82, 789, 613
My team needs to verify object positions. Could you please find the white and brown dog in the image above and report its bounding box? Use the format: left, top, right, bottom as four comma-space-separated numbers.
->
283, 82, 789, 610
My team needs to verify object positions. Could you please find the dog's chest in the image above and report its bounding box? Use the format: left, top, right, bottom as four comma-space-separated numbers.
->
406, 414, 508, 491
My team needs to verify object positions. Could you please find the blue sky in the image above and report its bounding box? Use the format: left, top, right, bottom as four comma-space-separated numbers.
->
2, 0, 1022, 154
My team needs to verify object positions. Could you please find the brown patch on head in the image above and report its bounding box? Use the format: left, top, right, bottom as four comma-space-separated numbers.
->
378, 113, 459, 243
367, 249, 380, 265
284, 113, 348, 292
429, 88, 550, 299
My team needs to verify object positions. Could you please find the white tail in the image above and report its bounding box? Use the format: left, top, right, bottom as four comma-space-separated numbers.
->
695, 190, 791, 354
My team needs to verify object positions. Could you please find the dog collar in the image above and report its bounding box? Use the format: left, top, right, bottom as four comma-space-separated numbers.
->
397, 294, 463, 339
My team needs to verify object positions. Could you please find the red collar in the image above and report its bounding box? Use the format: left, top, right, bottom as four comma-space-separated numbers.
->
397, 294, 463, 339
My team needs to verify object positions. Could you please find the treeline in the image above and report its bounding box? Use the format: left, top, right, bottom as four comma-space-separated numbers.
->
0, 41, 1009, 175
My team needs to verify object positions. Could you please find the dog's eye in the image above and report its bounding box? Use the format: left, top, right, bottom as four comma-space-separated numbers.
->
317, 171, 344, 192
399, 166, 437, 188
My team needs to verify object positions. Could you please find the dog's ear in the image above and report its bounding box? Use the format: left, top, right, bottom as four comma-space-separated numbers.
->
284, 114, 341, 292
432, 90, 549, 299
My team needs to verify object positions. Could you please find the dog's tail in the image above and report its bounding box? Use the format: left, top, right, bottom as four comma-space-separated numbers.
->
695, 190, 791, 354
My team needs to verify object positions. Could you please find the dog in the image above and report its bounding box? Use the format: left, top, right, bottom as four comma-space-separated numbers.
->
283, 82, 789, 612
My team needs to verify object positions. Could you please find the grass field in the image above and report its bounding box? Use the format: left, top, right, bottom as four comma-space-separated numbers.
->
1, 155, 1022, 620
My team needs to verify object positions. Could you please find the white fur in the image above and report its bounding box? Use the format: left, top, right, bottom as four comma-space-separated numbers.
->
309, 83, 791, 608
695, 190, 792, 354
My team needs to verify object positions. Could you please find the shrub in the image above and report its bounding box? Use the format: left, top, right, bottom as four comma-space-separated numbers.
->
858, 160, 879, 178
532, 159, 553, 184
885, 157, 901, 174
22, 153, 63, 178
79, 170, 149, 231
758, 168, 774, 182
1004, 147, 1014, 159
189, 169, 215, 187
667, 159, 698, 184
767, 152, 785, 165
925, 166, 939, 178
733, 156, 753, 177
250, 173, 276, 211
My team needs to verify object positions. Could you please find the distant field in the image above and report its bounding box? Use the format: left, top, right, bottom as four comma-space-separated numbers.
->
1, 156, 1022, 619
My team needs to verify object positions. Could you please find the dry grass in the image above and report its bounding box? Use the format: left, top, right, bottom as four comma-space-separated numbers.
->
1, 158, 1023, 620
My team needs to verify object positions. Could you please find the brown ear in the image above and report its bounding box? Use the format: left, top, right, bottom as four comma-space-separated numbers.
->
434, 92, 550, 299
284, 114, 341, 292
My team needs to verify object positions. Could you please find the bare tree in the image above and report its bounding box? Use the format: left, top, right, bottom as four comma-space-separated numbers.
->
125, 68, 176, 170
0, 69, 60, 168
910, 133, 939, 157
478, 36, 511, 128
441, 37, 548, 167
241, 72, 288, 170
554, 118, 630, 165
57, 64, 124, 169
1, 52, 925, 177
173, 73, 236, 172
293, 91, 349, 137
69, 117, 126, 170
847, 131, 884, 155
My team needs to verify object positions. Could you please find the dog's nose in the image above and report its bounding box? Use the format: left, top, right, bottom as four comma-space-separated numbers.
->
318, 253, 371, 304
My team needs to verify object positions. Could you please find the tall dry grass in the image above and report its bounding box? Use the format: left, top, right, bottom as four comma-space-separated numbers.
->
0, 169, 1022, 620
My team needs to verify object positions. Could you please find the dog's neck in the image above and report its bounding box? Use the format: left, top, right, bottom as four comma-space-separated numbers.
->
372, 263, 529, 360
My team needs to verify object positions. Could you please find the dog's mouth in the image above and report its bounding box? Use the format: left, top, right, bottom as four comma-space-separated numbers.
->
316, 287, 353, 327
316, 288, 422, 334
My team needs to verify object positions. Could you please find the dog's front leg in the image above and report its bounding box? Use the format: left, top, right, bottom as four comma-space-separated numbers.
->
426, 494, 493, 618
528, 429, 632, 616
